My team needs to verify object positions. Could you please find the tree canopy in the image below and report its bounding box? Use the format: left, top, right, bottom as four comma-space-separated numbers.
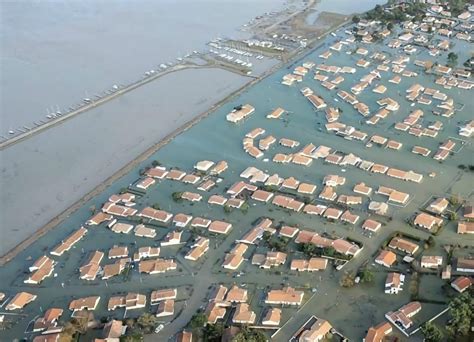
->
360, 268, 375, 283
448, 52, 458, 67
232, 327, 267, 342
447, 292, 473, 337
190, 312, 207, 329
449, 0, 467, 16
137, 313, 159, 334
420, 321, 443, 342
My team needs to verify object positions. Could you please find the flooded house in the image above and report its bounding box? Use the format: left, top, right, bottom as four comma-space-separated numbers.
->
385, 301, 421, 330
420, 255, 443, 269
364, 322, 393, 342
138, 258, 177, 274
69, 296, 100, 313
262, 308, 281, 326
290, 257, 328, 272
226, 104, 255, 123
388, 237, 419, 255
413, 212, 443, 231
6, 292, 37, 311
451, 276, 472, 293
265, 286, 304, 306
222, 243, 248, 270
150, 288, 177, 305
375, 250, 397, 268
50, 227, 88, 257
208, 220, 232, 235
385, 273, 405, 295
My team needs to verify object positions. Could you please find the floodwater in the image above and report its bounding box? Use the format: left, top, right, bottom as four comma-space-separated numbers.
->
0, 0, 288, 255
0, 0, 389, 256
0, 18, 472, 341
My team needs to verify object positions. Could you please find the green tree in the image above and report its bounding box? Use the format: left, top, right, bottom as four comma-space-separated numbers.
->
360, 268, 375, 283
448, 212, 458, 221
449, 194, 462, 205
374, 4, 383, 15
137, 313, 159, 334
446, 292, 473, 337
387, 22, 394, 30
172, 191, 183, 202
448, 52, 458, 67
120, 333, 144, 342
262, 231, 272, 243
203, 323, 224, 341
232, 327, 267, 342
300, 243, 316, 257
409, 272, 419, 299
426, 236, 436, 248
421, 321, 443, 342
190, 312, 207, 329
240, 202, 249, 214
449, 0, 467, 16
352, 15, 360, 24
323, 247, 335, 257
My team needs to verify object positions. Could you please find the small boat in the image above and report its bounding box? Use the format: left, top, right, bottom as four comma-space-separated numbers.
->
9, 130, 14, 134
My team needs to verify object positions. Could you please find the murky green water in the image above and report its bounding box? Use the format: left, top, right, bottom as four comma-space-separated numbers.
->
1, 24, 473, 341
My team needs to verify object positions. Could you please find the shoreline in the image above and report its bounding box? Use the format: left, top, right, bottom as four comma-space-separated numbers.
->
0, 14, 352, 266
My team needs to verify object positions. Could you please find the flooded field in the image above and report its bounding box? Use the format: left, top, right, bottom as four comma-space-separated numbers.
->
0, 17, 472, 341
